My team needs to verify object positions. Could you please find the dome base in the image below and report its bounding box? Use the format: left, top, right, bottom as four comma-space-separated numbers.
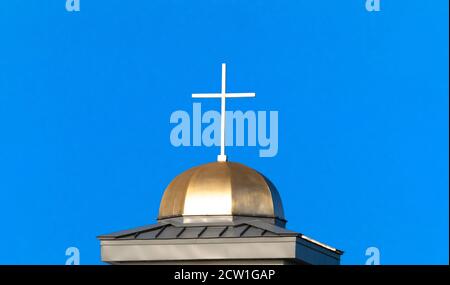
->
157, 215, 287, 228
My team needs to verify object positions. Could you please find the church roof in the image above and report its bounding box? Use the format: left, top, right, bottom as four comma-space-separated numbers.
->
98, 219, 298, 240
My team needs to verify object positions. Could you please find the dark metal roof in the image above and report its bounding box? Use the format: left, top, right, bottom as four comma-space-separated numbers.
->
98, 219, 299, 240
98, 218, 343, 255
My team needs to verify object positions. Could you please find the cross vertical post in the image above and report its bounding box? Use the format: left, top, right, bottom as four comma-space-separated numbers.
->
192, 63, 255, 162
218, 63, 227, 162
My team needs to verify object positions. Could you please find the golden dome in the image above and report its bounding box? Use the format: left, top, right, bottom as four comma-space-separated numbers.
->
158, 161, 285, 221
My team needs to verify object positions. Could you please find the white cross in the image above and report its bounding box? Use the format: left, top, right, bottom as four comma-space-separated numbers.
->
192, 63, 255, 162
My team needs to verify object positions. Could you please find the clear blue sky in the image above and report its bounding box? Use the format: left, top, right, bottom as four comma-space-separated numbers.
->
0, 1, 448, 265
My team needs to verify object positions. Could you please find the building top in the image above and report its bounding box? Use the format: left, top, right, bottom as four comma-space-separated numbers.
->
97, 216, 344, 261
97, 63, 344, 264
158, 161, 285, 223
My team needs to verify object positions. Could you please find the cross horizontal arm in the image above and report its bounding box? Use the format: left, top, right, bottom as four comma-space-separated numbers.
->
223, 93, 256, 98
192, 93, 256, 98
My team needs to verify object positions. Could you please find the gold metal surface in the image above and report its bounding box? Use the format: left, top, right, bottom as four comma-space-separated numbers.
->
158, 162, 285, 220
